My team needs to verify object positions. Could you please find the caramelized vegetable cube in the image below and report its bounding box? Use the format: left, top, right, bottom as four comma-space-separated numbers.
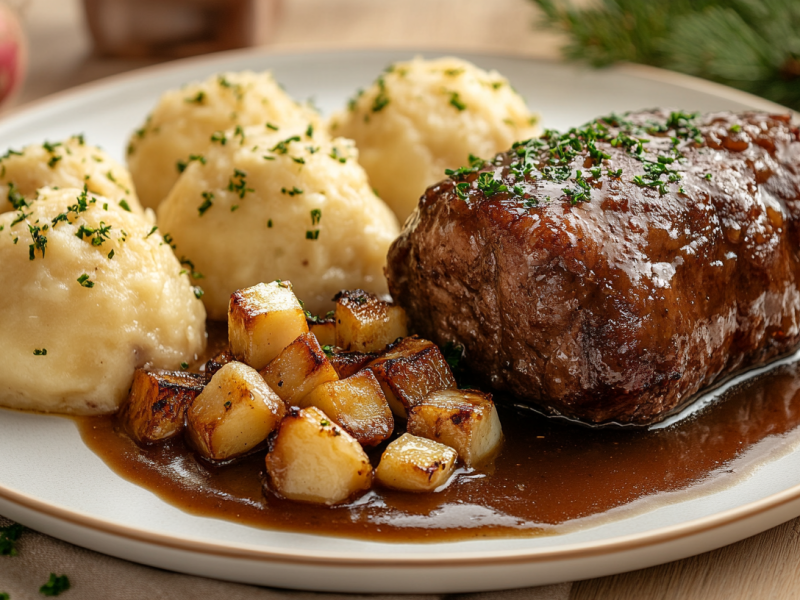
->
407, 389, 503, 467
334, 289, 408, 353
265, 406, 372, 505
308, 318, 336, 347
299, 370, 393, 446
186, 361, 286, 461
228, 281, 308, 370
120, 369, 206, 445
259, 332, 339, 406
366, 336, 457, 418
328, 350, 378, 379
375, 433, 457, 492
204, 349, 234, 377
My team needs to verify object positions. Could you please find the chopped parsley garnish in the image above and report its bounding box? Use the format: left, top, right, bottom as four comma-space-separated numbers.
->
442, 341, 464, 371
42, 141, 61, 153
77, 274, 94, 288
76, 222, 112, 246
305, 124, 314, 137
107, 249, 114, 259
0, 523, 24, 556
371, 77, 390, 113
33, 348, 47, 356
267, 219, 273, 228
448, 91, 467, 111
233, 125, 245, 144
193, 286, 204, 299
28, 224, 48, 259
291, 156, 305, 165
265, 122, 279, 131
281, 186, 303, 196
476, 172, 508, 197
145, 225, 158, 238
320, 419, 330, 427
210, 131, 227, 145
705, 173, 713, 180
310, 208, 322, 225
228, 169, 254, 199
7, 182, 27, 210
185, 91, 206, 104
198, 192, 214, 216
179, 256, 204, 279
270, 136, 301, 154
306, 230, 320, 240
563, 170, 592, 204
329, 147, 347, 163
180, 361, 189, 370
322, 344, 334, 357
11, 210, 30, 226
176, 154, 206, 173
40, 574, 71, 597
730, 123, 742, 133
47, 155, 62, 169
118, 199, 132, 212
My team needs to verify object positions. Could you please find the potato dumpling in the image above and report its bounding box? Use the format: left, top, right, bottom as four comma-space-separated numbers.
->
375, 433, 457, 492
265, 406, 373, 505
366, 336, 457, 418
407, 389, 503, 467
0, 136, 142, 214
120, 369, 207, 445
330, 56, 540, 222
299, 369, 393, 446
259, 332, 339, 406
334, 289, 408, 353
229, 280, 308, 370
186, 361, 285, 461
127, 70, 321, 209
0, 187, 206, 415
157, 124, 399, 318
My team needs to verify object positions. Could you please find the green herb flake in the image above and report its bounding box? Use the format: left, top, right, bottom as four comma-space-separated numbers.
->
730, 123, 742, 133
180, 361, 189, 370
77, 273, 94, 288
210, 131, 227, 145
265, 122, 279, 131
305, 124, 314, 137
291, 156, 306, 165
40, 573, 71, 597
198, 192, 214, 216
267, 219, 273, 228
33, 348, 47, 356
193, 286, 204, 299
281, 186, 303, 196
306, 230, 320, 240
0, 522, 24, 556
185, 91, 206, 104
47, 155, 62, 169
228, 169, 254, 199
448, 91, 467, 111
118, 199, 132, 212
271, 136, 301, 154
145, 225, 158, 238
310, 208, 322, 225
705, 173, 713, 180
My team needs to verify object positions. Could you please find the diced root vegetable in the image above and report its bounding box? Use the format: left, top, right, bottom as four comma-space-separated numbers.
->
265, 406, 373, 505
186, 361, 286, 461
375, 433, 457, 492
334, 289, 408, 353
407, 389, 503, 467
259, 332, 339, 406
228, 281, 309, 370
308, 320, 336, 347
328, 350, 378, 379
120, 369, 206, 445
366, 336, 457, 418
299, 370, 393, 446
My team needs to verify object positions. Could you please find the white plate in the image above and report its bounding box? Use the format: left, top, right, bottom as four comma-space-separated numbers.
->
1, 48, 799, 594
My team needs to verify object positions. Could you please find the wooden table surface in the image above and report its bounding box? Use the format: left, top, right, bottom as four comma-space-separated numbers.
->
8, 1, 800, 598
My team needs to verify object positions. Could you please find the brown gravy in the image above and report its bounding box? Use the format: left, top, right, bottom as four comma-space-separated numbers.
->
76, 331, 800, 542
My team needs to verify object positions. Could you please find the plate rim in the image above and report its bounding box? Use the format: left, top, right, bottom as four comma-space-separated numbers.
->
2, 45, 800, 569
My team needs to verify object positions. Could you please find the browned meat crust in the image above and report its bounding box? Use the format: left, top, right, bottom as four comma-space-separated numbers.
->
385, 111, 800, 425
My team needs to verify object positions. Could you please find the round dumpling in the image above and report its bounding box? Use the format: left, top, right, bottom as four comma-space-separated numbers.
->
157, 123, 400, 319
0, 135, 142, 214
127, 70, 322, 210
0, 187, 206, 415
330, 56, 540, 222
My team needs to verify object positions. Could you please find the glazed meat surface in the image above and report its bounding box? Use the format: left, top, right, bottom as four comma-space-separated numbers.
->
386, 111, 800, 425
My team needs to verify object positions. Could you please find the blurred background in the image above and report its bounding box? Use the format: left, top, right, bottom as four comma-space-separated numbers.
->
1, 0, 797, 113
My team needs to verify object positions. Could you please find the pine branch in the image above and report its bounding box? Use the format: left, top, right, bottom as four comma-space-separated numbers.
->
531, 0, 800, 111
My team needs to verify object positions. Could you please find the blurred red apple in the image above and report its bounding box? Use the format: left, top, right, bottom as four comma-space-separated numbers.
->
0, 2, 26, 109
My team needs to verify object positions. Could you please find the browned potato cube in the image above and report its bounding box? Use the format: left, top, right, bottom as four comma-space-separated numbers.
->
366, 336, 457, 418
328, 350, 378, 379
204, 349, 234, 377
120, 369, 206, 445
407, 389, 503, 467
228, 281, 308, 370
259, 332, 339, 406
265, 406, 373, 505
308, 319, 336, 347
375, 433, 457, 492
334, 289, 408, 353
298, 370, 393, 446
186, 361, 286, 461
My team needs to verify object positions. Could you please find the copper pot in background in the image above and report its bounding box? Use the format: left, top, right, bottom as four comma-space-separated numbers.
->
83, 0, 281, 58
